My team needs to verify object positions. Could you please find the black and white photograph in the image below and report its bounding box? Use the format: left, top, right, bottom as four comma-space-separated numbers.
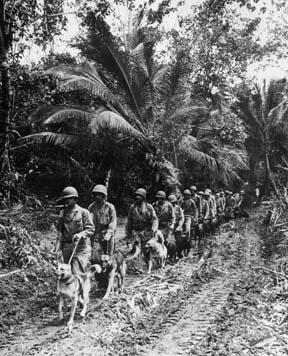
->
0, 0, 288, 355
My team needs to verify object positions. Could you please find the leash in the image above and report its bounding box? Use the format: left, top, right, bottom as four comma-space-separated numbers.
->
68, 236, 82, 265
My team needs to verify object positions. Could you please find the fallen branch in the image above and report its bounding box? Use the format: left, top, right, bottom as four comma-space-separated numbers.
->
0, 269, 22, 278
253, 266, 288, 279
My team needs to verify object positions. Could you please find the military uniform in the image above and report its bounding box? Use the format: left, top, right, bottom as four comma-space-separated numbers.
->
225, 195, 234, 220
153, 200, 175, 241
198, 198, 210, 236
89, 201, 117, 258
126, 202, 158, 249
180, 198, 198, 239
191, 194, 202, 216
57, 204, 94, 274
172, 204, 184, 257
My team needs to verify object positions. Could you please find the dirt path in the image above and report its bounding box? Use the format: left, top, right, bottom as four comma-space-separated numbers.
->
140, 216, 261, 356
0, 210, 263, 356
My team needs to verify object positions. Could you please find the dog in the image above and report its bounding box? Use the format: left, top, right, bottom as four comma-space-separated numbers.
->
95, 252, 127, 299
57, 263, 101, 330
144, 231, 167, 274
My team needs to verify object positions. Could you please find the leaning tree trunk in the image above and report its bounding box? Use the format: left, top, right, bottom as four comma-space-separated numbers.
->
264, 150, 279, 198
0, 0, 11, 173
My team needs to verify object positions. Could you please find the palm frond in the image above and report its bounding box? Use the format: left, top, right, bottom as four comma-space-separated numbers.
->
218, 146, 249, 170
15, 132, 78, 149
178, 136, 241, 184
48, 63, 120, 107
89, 110, 145, 139
44, 108, 93, 126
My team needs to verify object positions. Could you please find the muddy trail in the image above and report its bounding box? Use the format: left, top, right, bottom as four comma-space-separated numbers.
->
0, 209, 263, 356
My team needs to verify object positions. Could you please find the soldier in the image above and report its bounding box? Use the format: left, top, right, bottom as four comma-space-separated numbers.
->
206, 189, 216, 221
181, 189, 198, 241
234, 190, 249, 218
190, 185, 202, 216
215, 192, 224, 216
55, 187, 94, 275
126, 188, 158, 252
168, 194, 184, 258
199, 190, 210, 239
219, 189, 226, 213
224, 191, 234, 220
88, 184, 117, 258
153, 191, 175, 241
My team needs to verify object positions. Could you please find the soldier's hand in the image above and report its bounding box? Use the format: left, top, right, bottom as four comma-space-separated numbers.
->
72, 234, 81, 243
176, 226, 182, 232
104, 233, 111, 241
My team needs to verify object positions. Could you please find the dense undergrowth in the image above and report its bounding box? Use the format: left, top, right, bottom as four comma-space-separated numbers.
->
0, 223, 57, 332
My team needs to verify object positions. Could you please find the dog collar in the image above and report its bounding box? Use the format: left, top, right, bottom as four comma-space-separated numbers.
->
59, 275, 74, 284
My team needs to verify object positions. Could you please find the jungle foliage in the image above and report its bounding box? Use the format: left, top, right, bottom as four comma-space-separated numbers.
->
1, 0, 288, 207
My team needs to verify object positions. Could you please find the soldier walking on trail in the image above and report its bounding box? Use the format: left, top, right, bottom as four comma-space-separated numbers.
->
215, 192, 224, 222
224, 191, 234, 220
190, 186, 202, 216
220, 190, 226, 213
88, 184, 117, 259
234, 190, 249, 218
198, 190, 210, 239
168, 194, 184, 258
153, 191, 175, 241
55, 187, 94, 275
126, 188, 158, 252
180, 189, 198, 241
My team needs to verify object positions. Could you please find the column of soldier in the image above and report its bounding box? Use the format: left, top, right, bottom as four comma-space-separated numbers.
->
55, 184, 247, 328
54, 184, 247, 275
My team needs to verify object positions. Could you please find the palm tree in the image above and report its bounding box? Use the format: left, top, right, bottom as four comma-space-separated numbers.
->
16, 9, 246, 188
237, 77, 288, 195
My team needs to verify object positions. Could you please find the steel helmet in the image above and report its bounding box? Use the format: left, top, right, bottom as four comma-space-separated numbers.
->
92, 184, 107, 197
135, 188, 147, 198
168, 194, 177, 203
198, 191, 204, 195
240, 190, 245, 195
183, 189, 191, 196
61, 186, 79, 200
155, 190, 166, 199
204, 189, 210, 196
190, 185, 197, 191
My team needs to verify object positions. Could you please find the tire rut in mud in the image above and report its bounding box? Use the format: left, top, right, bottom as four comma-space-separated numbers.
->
140, 276, 238, 356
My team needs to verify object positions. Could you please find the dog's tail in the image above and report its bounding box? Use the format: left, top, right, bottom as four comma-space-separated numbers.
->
125, 240, 141, 260
88, 264, 102, 276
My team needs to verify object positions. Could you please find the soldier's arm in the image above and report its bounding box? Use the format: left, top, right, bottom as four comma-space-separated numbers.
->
107, 204, 117, 235
204, 202, 210, 220
192, 200, 198, 220
178, 207, 185, 228
169, 203, 176, 230
198, 197, 202, 215
149, 204, 159, 233
222, 197, 226, 210
77, 209, 95, 240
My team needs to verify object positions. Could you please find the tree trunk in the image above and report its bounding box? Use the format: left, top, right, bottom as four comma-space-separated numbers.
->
264, 150, 279, 198
105, 169, 112, 189
0, 0, 11, 173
